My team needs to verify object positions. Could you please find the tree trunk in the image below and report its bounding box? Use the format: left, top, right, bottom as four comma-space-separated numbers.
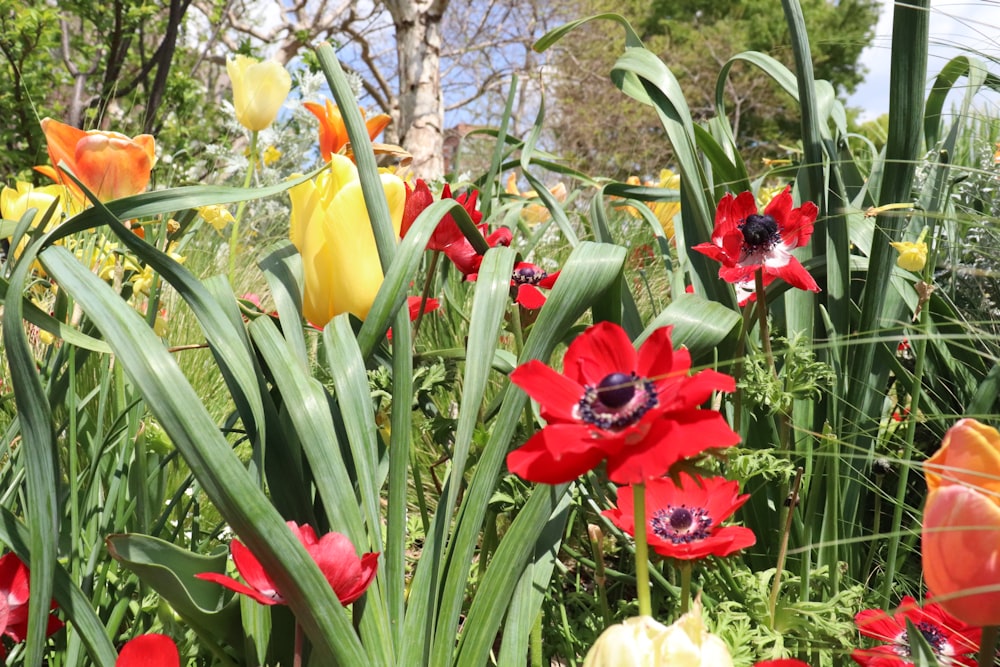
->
384, 0, 449, 179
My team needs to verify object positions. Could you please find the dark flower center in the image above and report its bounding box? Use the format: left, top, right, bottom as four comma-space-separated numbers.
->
896, 622, 950, 657
576, 371, 658, 431
596, 372, 635, 407
512, 266, 548, 286
739, 213, 780, 252
650, 504, 713, 544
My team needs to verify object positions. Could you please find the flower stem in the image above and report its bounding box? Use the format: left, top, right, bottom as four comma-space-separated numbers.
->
768, 467, 802, 626
632, 481, 652, 617
530, 611, 543, 667
978, 625, 998, 667
293, 622, 303, 667
678, 560, 692, 615
754, 268, 775, 375
228, 130, 258, 286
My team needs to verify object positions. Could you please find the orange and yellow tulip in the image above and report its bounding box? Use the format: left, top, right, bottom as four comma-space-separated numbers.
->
303, 99, 391, 163
36, 118, 155, 203
227, 55, 291, 132
288, 154, 405, 326
922, 418, 1000, 626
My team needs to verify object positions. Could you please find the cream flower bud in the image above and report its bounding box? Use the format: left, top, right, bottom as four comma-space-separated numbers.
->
583, 602, 734, 667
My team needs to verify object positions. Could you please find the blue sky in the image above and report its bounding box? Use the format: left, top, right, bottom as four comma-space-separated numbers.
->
848, 0, 1000, 120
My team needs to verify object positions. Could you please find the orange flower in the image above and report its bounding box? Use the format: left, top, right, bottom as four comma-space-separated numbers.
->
36, 118, 155, 203
303, 99, 391, 162
922, 418, 1000, 626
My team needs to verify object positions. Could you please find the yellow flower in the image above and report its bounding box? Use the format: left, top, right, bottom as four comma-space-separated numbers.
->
583, 601, 733, 667
504, 173, 568, 225
262, 145, 282, 166
613, 170, 680, 240
890, 240, 928, 271
288, 153, 405, 326
1, 182, 65, 231
198, 205, 236, 232
226, 55, 291, 132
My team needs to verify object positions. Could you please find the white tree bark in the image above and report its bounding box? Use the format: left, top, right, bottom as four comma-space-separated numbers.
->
383, 0, 449, 179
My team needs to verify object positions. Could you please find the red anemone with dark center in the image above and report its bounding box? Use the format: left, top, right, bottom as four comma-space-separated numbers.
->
468, 261, 559, 309
692, 185, 819, 305
0, 552, 64, 660
850, 596, 980, 667
506, 321, 739, 484
603, 475, 756, 560
196, 521, 378, 607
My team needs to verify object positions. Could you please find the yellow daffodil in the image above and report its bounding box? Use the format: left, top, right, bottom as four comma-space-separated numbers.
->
583, 601, 733, 667
261, 145, 282, 166
504, 173, 567, 225
890, 227, 929, 272
288, 153, 405, 326
197, 205, 236, 232
227, 55, 291, 132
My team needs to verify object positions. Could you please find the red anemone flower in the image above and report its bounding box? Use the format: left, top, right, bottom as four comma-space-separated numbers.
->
196, 521, 378, 606
692, 185, 819, 304
850, 596, 980, 667
0, 552, 64, 659
388, 296, 441, 341
116, 634, 180, 667
442, 225, 512, 276
506, 321, 739, 484
469, 261, 559, 309
603, 475, 756, 560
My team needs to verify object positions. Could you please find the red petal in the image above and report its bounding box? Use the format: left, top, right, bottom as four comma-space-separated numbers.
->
766, 256, 820, 293
506, 424, 613, 484
308, 533, 378, 605
636, 326, 677, 382
515, 284, 547, 309
401, 179, 435, 238
116, 634, 180, 667
561, 322, 637, 388
509, 360, 583, 422
194, 572, 282, 605
230, 540, 281, 599
0, 552, 30, 606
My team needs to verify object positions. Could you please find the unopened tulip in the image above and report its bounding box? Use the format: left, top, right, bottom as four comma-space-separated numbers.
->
582, 601, 733, 667
288, 153, 405, 325
922, 418, 1000, 626
37, 118, 155, 203
227, 55, 291, 132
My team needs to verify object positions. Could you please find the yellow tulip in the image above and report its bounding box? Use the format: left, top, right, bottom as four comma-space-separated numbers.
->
613, 170, 680, 240
227, 55, 291, 132
289, 154, 405, 326
1, 182, 65, 228
583, 601, 733, 667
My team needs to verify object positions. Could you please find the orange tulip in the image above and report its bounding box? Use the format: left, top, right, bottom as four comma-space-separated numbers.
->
304, 99, 391, 163
36, 118, 155, 203
922, 418, 1000, 626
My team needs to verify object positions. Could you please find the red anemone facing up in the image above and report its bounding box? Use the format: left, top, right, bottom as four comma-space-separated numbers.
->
692, 185, 819, 305
850, 596, 980, 667
506, 321, 738, 484
603, 475, 756, 561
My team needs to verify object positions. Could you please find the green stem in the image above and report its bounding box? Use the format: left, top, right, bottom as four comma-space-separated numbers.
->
587, 524, 613, 626
228, 130, 258, 285
678, 561, 692, 615
754, 268, 775, 375
530, 611, 543, 667
293, 622, 303, 667
633, 482, 652, 617
977, 625, 998, 667
768, 467, 803, 625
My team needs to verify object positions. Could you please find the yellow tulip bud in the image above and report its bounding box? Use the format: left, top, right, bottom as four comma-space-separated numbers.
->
226, 55, 291, 132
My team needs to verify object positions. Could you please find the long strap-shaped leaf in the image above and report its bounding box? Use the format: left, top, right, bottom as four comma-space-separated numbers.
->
426, 242, 626, 666
41, 244, 369, 664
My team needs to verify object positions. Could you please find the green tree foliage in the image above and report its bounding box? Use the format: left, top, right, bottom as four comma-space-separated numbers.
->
549, 0, 880, 179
